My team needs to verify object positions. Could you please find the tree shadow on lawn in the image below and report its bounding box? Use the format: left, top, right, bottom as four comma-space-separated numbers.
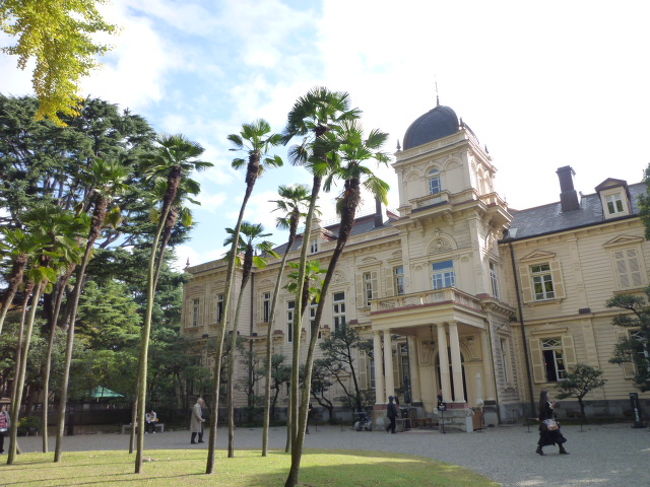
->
245, 449, 497, 487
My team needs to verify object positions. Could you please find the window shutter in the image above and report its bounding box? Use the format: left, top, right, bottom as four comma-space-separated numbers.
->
519, 265, 533, 303
561, 335, 577, 371
616, 329, 636, 379
358, 351, 368, 390
528, 337, 546, 383
355, 273, 363, 308
550, 260, 565, 298
627, 249, 642, 287
384, 268, 392, 297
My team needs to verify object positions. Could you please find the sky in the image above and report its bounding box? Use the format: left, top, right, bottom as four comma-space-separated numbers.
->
2, 0, 649, 270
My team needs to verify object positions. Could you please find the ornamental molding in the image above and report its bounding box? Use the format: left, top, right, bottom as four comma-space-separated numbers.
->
519, 249, 557, 263
602, 234, 644, 248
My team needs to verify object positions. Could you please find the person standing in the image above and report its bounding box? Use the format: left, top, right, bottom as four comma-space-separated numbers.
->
536, 390, 568, 455
190, 397, 205, 444
0, 404, 10, 454
385, 396, 398, 434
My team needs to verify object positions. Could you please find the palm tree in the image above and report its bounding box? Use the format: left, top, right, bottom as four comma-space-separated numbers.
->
223, 222, 277, 457
281, 87, 359, 473
284, 120, 389, 487
261, 184, 310, 456
52, 157, 131, 457
0, 228, 37, 336
131, 135, 210, 473
7, 207, 86, 465
206, 120, 282, 474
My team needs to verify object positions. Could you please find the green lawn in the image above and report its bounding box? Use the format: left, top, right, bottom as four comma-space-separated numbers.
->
0, 449, 499, 486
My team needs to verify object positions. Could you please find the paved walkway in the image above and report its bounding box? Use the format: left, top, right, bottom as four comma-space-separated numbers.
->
11, 423, 650, 487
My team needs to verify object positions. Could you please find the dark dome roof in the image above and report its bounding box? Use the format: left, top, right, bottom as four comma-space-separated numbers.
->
403, 105, 460, 150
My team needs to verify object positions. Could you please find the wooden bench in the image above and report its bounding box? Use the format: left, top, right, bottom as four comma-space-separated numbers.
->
121, 423, 165, 434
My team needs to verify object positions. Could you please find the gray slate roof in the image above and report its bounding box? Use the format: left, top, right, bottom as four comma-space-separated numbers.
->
403, 105, 460, 150
505, 182, 646, 241
272, 212, 397, 255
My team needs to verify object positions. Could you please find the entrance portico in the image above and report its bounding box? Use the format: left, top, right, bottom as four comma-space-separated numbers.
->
369, 287, 502, 414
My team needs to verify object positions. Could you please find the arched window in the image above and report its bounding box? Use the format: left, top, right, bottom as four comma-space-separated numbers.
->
428, 168, 441, 194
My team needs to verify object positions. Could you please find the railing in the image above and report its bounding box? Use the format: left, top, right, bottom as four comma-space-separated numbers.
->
370, 287, 482, 313
409, 191, 450, 209
479, 192, 507, 208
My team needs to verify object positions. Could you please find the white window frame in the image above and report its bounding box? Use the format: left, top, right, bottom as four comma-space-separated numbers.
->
310, 239, 319, 254
428, 168, 441, 195
309, 301, 320, 339
393, 265, 405, 296
489, 261, 499, 298
614, 247, 643, 289
363, 271, 378, 306
192, 298, 200, 327
216, 294, 224, 324
287, 300, 295, 343
333, 291, 346, 331
605, 193, 625, 216
432, 260, 455, 290
262, 291, 271, 323
531, 263, 555, 300
541, 337, 566, 382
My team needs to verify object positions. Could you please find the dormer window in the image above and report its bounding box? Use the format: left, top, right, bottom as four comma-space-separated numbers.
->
595, 178, 631, 220
310, 239, 319, 253
605, 193, 625, 216
428, 169, 441, 194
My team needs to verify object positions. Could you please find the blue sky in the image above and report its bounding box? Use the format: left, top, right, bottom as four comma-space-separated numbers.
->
2, 0, 649, 269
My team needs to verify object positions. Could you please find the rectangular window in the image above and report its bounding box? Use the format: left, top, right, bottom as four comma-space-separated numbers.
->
333, 292, 346, 331
489, 261, 499, 298
192, 298, 200, 327
287, 300, 295, 343
393, 265, 405, 295
310, 240, 319, 253
310, 301, 320, 339
363, 271, 378, 306
216, 294, 224, 324
606, 193, 625, 215
615, 248, 642, 289
630, 329, 650, 374
531, 263, 555, 300
432, 260, 455, 290
499, 337, 510, 383
541, 337, 566, 381
262, 292, 271, 322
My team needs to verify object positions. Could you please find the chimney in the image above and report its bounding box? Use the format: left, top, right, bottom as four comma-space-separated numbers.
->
556, 166, 580, 212
374, 197, 384, 227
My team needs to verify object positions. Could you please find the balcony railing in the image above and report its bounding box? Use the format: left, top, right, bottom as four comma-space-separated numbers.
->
370, 287, 483, 314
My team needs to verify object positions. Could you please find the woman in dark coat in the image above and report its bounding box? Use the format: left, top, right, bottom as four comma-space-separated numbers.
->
536, 390, 568, 455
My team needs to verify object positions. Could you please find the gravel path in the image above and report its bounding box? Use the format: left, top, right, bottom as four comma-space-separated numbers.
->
10, 423, 650, 486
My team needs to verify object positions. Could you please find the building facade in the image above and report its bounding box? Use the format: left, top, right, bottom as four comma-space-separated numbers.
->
182, 103, 649, 427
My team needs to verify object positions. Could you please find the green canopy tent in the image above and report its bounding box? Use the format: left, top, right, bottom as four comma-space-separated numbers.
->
88, 386, 124, 400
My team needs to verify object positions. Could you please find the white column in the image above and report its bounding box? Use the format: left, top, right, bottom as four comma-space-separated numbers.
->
449, 321, 466, 403
383, 330, 395, 401
373, 331, 385, 405
481, 330, 496, 401
407, 336, 421, 403
437, 323, 452, 403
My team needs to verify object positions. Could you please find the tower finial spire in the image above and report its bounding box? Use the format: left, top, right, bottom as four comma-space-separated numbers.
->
435, 80, 439, 106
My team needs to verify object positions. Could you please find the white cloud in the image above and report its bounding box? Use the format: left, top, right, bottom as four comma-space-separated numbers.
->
192, 190, 227, 213
80, 0, 182, 110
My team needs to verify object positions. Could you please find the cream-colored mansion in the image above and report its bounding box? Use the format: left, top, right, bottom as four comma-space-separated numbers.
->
182, 103, 649, 426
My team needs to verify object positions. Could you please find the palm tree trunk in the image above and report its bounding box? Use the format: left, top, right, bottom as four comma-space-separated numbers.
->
287, 175, 321, 456
41, 272, 73, 453
285, 186, 357, 487
7, 282, 44, 465
227, 276, 249, 457
205, 184, 253, 474
133, 203, 171, 473
262, 236, 294, 456
0, 256, 27, 336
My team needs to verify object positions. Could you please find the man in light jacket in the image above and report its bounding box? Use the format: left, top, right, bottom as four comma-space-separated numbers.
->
190, 397, 205, 444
